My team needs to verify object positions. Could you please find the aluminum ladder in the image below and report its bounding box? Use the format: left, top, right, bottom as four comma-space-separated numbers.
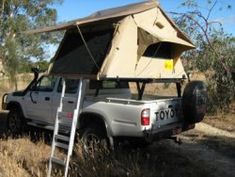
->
47, 78, 85, 177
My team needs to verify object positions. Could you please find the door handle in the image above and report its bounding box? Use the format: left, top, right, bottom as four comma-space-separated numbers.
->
45, 97, 50, 101
68, 101, 74, 104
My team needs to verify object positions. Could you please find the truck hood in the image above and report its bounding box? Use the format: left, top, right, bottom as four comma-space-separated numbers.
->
12, 91, 25, 96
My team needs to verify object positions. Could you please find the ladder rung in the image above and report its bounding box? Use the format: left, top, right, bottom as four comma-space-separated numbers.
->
51, 157, 65, 166
62, 96, 76, 103
55, 134, 70, 142
55, 142, 69, 150
58, 125, 71, 134
59, 119, 72, 127
58, 111, 74, 119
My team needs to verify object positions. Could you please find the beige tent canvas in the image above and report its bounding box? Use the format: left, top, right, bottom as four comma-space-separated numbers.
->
27, 1, 195, 81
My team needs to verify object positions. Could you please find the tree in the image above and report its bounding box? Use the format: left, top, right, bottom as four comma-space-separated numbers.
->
33, 60, 50, 72
170, 0, 235, 112
0, 0, 63, 90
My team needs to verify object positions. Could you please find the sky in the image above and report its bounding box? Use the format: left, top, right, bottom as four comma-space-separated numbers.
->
53, 0, 235, 36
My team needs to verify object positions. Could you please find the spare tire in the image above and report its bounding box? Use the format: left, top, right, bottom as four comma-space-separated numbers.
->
182, 81, 207, 123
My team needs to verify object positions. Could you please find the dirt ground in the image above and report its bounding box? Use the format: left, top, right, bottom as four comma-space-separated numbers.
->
0, 111, 234, 177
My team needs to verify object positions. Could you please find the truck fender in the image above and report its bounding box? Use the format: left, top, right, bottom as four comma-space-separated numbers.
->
78, 112, 115, 148
6, 101, 24, 114
79, 112, 113, 138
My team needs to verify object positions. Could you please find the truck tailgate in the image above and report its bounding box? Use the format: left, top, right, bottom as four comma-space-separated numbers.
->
150, 98, 183, 130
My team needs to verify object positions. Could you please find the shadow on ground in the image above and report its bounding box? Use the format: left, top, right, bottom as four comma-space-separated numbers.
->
0, 111, 53, 143
183, 130, 235, 160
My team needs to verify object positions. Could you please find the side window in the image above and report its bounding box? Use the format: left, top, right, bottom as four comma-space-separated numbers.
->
102, 81, 129, 89
89, 80, 129, 89
57, 79, 79, 94
34, 76, 56, 92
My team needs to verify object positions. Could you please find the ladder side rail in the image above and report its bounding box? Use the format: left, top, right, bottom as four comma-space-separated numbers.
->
48, 78, 66, 177
64, 78, 84, 177
59, 78, 66, 111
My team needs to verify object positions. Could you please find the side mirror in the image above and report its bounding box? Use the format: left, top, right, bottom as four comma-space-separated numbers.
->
31, 67, 40, 74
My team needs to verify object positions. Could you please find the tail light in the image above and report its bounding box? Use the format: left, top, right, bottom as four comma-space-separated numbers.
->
67, 112, 73, 119
141, 108, 150, 126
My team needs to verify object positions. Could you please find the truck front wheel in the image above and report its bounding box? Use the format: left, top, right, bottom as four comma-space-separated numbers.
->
7, 108, 25, 136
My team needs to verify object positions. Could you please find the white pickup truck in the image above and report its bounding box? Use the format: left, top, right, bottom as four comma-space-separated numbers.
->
2, 70, 207, 148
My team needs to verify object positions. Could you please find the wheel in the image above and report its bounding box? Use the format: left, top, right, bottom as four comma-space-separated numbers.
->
7, 107, 25, 136
80, 125, 109, 155
182, 81, 207, 123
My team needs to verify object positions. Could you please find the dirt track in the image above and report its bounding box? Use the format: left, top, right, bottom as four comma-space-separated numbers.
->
177, 128, 235, 177
0, 111, 234, 177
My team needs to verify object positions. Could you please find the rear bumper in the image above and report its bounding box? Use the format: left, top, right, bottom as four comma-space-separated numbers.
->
143, 122, 195, 142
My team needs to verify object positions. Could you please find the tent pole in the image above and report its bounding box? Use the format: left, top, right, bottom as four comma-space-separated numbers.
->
76, 25, 100, 70
176, 82, 182, 97
136, 81, 146, 100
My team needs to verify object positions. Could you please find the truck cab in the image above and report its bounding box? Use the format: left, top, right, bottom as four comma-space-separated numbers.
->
3, 73, 130, 133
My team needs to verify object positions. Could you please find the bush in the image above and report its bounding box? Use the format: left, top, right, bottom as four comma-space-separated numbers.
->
195, 35, 235, 112
172, 0, 235, 113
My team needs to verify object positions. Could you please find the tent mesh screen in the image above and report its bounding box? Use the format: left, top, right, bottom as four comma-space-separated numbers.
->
50, 28, 115, 76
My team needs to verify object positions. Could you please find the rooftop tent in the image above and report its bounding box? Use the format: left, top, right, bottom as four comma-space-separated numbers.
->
27, 1, 195, 80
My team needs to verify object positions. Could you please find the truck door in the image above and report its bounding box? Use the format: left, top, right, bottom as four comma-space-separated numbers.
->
52, 78, 79, 122
24, 75, 57, 123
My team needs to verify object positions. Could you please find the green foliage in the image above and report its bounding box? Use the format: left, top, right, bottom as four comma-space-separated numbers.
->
0, 0, 63, 89
33, 60, 50, 72
17, 59, 50, 73
173, 0, 235, 112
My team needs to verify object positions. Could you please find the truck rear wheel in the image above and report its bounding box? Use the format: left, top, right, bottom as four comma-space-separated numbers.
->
7, 108, 25, 136
80, 125, 109, 155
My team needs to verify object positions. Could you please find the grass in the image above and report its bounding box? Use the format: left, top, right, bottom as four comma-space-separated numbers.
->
0, 134, 215, 177
68, 140, 214, 177
0, 137, 50, 177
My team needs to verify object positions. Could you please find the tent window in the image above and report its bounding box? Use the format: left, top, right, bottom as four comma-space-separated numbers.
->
50, 28, 115, 75
143, 42, 172, 59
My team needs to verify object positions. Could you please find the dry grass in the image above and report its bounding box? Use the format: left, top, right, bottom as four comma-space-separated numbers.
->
0, 137, 51, 177
0, 153, 30, 177
68, 141, 213, 177
0, 135, 215, 177
0, 74, 33, 110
